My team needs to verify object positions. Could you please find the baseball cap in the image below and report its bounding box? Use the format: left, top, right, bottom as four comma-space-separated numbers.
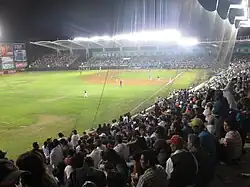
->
189, 118, 203, 128
0, 159, 27, 186
170, 135, 182, 145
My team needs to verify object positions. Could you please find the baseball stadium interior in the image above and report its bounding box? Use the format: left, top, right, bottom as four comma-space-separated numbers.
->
1, 0, 250, 187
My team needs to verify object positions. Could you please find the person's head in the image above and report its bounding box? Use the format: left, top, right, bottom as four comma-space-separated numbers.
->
58, 132, 64, 138
171, 120, 181, 133
189, 118, 204, 134
72, 130, 77, 135
115, 135, 123, 144
84, 157, 94, 168
214, 90, 223, 101
0, 150, 7, 159
32, 142, 39, 150
170, 135, 184, 152
16, 151, 46, 186
140, 149, 158, 170
67, 149, 76, 157
0, 159, 27, 187
224, 118, 237, 132
139, 125, 146, 136
94, 139, 102, 148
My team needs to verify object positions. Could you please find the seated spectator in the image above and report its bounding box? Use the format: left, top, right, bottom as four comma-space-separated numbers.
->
136, 149, 168, 187
66, 157, 106, 187
219, 118, 242, 162
166, 135, 198, 187
153, 127, 171, 168
190, 118, 217, 163
187, 134, 214, 187
16, 151, 58, 187
0, 159, 28, 187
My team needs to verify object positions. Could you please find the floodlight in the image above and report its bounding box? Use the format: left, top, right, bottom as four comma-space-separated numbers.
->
177, 37, 199, 46
73, 37, 91, 42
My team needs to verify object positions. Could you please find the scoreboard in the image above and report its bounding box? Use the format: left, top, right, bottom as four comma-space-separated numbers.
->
0, 43, 27, 71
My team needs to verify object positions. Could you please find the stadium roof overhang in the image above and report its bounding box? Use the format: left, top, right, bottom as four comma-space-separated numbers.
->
30, 29, 223, 51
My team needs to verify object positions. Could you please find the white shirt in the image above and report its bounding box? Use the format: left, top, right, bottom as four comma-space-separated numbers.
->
64, 165, 73, 179
42, 145, 50, 159
88, 147, 103, 168
50, 145, 64, 168
71, 134, 80, 148
114, 143, 129, 161
165, 149, 198, 180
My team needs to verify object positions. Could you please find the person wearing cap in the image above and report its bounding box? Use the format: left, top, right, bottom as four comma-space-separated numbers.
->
0, 159, 27, 187
189, 118, 217, 164
165, 135, 198, 187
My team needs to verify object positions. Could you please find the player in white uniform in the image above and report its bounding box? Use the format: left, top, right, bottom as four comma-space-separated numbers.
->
84, 90, 88, 97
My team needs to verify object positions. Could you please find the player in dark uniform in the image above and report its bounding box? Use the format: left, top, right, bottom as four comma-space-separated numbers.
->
120, 80, 123, 87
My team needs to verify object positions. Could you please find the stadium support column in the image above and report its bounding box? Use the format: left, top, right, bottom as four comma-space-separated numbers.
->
86, 48, 89, 60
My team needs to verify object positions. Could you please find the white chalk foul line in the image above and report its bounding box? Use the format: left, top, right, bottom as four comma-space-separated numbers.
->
130, 72, 184, 114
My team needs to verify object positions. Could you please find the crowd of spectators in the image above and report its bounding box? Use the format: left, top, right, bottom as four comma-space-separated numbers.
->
30, 53, 79, 68
1, 54, 250, 187
86, 54, 214, 69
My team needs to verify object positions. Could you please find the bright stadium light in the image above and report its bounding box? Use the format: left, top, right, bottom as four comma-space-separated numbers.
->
73, 29, 183, 43
73, 37, 91, 42
177, 37, 199, 46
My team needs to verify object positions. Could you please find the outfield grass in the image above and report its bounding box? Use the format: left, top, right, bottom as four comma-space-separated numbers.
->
0, 69, 205, 158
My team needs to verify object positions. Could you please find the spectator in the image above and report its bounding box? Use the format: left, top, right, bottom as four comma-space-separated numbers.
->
187, 134, 214, 187
66, 157, 106, 187
113, 135, 129, 161
0, 159, 27, 187
88, 139, 105, 168
219, 117, 242, 162
136, 149, 168, 187
166, 135, 198, 187
16, 151, 58, 187
189, 118, 217, 163
31, 142, 46, 163
0, 150, 7, 159
71, 130, 80, 148
50, 139, 64, 168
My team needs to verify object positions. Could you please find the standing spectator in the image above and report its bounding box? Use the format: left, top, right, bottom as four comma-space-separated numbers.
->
50, 139, 64, 168
42, 141, 50, 162
166, 135, 198, 187
32, 142, 46, 163
0, 150, 7, 159
114, 135, 129, 161
212, 90, 229, 138
136, 149, 168, 187
71, 130, 80, 148
88, 139, 104, 168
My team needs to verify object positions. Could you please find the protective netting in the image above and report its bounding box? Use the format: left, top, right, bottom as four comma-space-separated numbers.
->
114, 0, 238, 69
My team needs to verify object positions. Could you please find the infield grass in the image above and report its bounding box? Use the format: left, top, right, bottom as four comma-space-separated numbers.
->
0, 69, 206, 158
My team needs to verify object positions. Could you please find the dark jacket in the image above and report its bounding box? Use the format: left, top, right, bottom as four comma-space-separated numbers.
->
66, 166, 106, 187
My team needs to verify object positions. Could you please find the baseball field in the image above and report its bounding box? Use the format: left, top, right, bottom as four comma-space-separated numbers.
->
0, 69, 205, 158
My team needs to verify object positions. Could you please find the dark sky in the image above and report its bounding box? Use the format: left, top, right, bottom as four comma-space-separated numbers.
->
0, 0, 117, 41
0, 0, 249, 42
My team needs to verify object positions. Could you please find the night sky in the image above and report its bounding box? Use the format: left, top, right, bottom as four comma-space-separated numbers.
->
0, 0, 249, 42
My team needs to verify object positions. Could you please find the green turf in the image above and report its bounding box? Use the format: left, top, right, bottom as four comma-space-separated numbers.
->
0, 69, 205, 158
